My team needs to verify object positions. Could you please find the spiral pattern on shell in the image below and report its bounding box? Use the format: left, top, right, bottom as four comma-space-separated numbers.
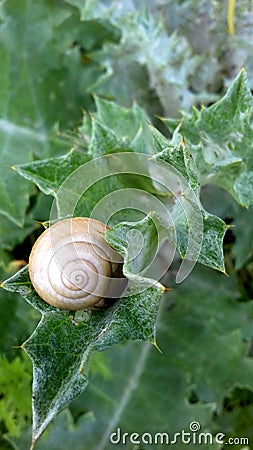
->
28, 218, 123, 310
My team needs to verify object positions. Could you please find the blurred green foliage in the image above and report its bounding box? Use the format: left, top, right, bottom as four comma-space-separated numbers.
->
0, 1, 253, 449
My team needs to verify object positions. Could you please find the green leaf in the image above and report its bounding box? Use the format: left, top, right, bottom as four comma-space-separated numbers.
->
87, 97, 155, 156
0, 286, 35, 358
2, 215, 164, 445
0, 215, 37, 252
150, 138, 228, 273
12, 74, 253, 445
105, 213, 161, 280
13, 149, 90, 196
75, 267, 253, 450
15, 151, 157, 226
233, 205, 253, 269
15, 100, 228, 274
162, 69, 253, 207
172, 207, 228, 273
89, 6, 218, 116
197, 69, 253, 141
151, 126, 199, 190
199, 212, 228, 272
0, 355, 32, 437
0, 262, 40, 359
0, 0, 120, 228
89, 120, 130, 157
0, 0, 119, 130
163, 267, 253, 403
11, 264, 253, 450
94, 98, 150, 145
0, 154, 33, 227
215, 389, 253, 448
3, 3, 253, 449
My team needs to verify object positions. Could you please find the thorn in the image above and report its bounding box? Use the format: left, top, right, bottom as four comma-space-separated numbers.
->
226, 223, 234, 229
154, 114, 164, 121
151, 339, 163, 354
222, 268, 229, 277
162, 285, 172, 293
35, 220, 49, 229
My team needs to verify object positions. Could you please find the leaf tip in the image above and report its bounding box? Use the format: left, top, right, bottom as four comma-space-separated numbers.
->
35, 220, 48, 229
151, 339, 163, 354
219, 266, 229, 277
155, 114, 164, 121
162, 285, 172, 293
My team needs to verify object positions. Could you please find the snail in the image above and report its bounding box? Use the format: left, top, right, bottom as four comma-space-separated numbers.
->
28, 217, 124, 310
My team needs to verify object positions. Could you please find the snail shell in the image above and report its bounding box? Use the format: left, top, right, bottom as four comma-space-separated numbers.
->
28, 217, 123, 310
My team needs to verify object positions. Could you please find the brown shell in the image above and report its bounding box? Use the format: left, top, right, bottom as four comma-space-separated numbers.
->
29, 217, 123, 310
